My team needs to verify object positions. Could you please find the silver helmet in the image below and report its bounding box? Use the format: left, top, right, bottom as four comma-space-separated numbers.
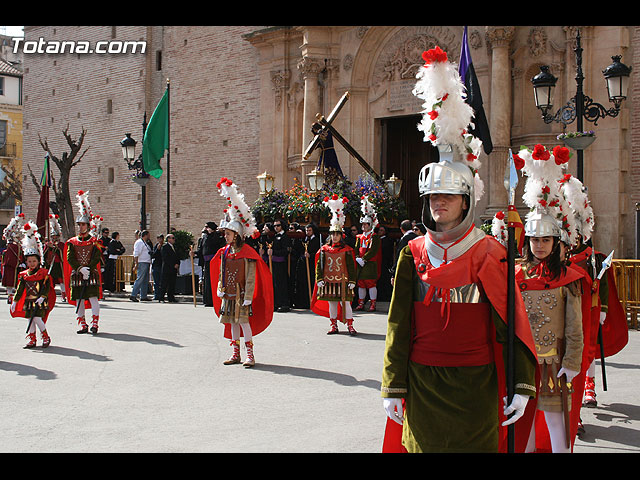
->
524, 209, 562, 238
419, 144, 476, 241
219, 218, 243, 235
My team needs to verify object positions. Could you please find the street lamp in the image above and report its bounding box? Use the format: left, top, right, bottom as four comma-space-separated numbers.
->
531, 65, 557, 117
306, 167, 325, 194
120, 133, 137, 164
530, 29, 631, 180
385, 173, 403, 197
256, 171, 275, 196
603, 55, 632, 109
121, 128, 148, 230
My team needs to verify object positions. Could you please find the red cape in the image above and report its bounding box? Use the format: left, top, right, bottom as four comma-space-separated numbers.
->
210, 243, 273, 339
62, 236, 104, 307
11, 267, 57, 322
516, 262, 589, 453
568, 248, 628, 360
382, 235, 538, 453
310, 243, 356, 320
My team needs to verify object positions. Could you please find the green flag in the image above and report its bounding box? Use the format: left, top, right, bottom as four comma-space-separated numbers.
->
143, 88, 169, 179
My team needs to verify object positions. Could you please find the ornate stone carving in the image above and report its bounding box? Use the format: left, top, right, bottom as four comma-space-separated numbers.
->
343, 53, 354, 71
485, 26, 515, 49
356, 26, 369, 39
528, 27, 547, 57
271, 69, 290, 111
297, 56, 322, 79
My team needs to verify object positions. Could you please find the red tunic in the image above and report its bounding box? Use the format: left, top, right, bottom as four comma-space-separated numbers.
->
310, 242, 356, 319
209, 243, 274, 339
11, 267, 57, 322
1, 243, 23, 288
62, 235, 104, 307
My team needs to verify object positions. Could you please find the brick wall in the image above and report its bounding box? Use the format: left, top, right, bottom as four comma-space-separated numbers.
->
22, 26, 262, 252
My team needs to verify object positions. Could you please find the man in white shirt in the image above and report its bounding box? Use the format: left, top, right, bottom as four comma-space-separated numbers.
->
130, 230, 152, 302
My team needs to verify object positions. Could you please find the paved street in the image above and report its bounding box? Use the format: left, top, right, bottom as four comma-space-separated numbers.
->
1, 291, 638, 453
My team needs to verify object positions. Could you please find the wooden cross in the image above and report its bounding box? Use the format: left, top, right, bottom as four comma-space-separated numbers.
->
303, 91, 381, 181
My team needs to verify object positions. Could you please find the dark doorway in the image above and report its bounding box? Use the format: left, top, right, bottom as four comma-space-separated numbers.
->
380, 115, 438, 223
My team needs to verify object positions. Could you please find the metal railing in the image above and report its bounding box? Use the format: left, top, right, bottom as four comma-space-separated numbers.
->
611, 260, 640, 330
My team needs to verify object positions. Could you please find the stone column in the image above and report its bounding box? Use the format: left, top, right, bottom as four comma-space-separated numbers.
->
297, 56, 322, 182
485, 26, 515, 216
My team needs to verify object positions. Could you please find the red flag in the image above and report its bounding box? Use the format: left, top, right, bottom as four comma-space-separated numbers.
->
36, 155, 51, 238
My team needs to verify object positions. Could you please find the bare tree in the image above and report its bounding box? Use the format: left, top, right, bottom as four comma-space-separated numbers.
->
28, 125, 90, 239
0, 161, 22, 207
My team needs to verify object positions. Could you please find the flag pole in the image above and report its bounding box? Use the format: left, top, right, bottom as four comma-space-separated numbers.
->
166, 78, 171, 234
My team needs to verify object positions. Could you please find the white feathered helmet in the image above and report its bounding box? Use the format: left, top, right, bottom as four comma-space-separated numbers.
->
359, 195, 378, 229
516, 144, 577, 246
2, 212, 26, 242
75, 189, 93, 224
49, 213, 62, 237
558, 173, 594, 243
217, 177, 259, 239
413, 45, 485, 205
21, 221, 44, 264
323, 194, 350, 233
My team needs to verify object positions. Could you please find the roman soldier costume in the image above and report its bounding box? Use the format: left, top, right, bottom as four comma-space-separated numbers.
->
10, 221, 56, 348
63, 190, 103, 334
311, 194, 357, 335
381, 46, 537, 453
513, 144, 590, 453
559, 173, 628, 416
354, 195, 381, 311
210, 177, 274, 368
2, 213, 26, 303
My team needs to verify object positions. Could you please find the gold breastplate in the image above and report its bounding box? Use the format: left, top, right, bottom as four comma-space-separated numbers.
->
521, 286, 566, 364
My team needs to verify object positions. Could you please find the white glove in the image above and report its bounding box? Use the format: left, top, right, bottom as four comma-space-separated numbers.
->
502, 394, 529, 426
242, 299, 252, 306
558, 366, 580, 383
79, 266, 90, 280
599, 311, 607, 325
35, 297, 45, 305
217, 289, 224, 298
317, 280, 325, 288
10, 302, 16, 313
348, 282, 355, 290
356, 257, 365, 267
383, 398, 404, 425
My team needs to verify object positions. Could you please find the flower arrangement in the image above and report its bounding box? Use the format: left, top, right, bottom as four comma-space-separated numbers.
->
557, 130, 595, 140
251, 169, 408, 227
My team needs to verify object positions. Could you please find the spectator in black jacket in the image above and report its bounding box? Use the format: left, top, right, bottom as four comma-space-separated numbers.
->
158, 233, 179, 303
390, 220, 418, 285
195, 222, 225, 307
152, 234, 164, 300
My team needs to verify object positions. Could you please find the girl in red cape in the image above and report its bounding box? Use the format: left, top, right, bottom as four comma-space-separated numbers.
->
210, 177, 273, 368
10, 222, 56, 349
516, 232, 588, 453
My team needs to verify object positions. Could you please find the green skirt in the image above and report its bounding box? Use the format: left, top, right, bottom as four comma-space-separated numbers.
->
402, 361, 499, 453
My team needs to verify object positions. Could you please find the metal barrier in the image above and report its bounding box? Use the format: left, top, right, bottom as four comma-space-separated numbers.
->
115, 255, 136, 292
612, 259, 640, 330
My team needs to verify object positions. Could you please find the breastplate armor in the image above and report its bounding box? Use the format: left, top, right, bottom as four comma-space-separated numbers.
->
323, 251, 347, 284
415, 279, 488, 304
521, 286, 566, 364
23, 278, 48, 311
73, 243, 95, 267
70, 242, 100, 287
222, 257, 245, 297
